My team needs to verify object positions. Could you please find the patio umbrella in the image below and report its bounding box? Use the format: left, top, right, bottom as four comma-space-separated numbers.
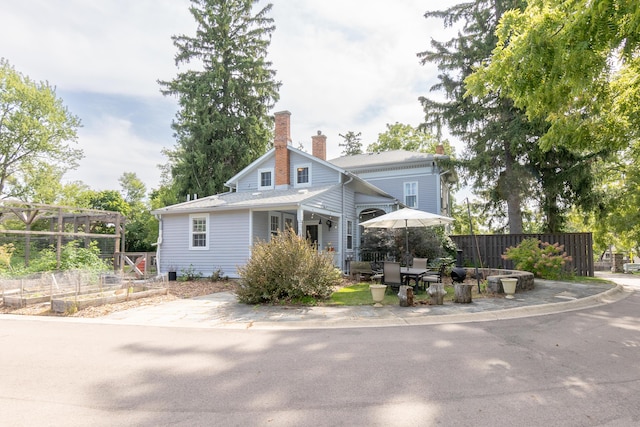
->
360, 208, 454, 266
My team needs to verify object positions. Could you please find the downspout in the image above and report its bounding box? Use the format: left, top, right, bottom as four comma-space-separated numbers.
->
438, 169, 450, 216
154, 214, 163, 277
342, 174, 354, 272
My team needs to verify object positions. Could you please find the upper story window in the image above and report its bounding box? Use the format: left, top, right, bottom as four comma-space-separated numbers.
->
295, 163, 311, 187
189, 214, 209, 250
404, 182, 418, 208
258, 168, 274, 190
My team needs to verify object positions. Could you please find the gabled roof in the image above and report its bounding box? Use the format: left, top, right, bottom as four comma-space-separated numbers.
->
224, 144, 345, 189
152, 184, 342, 215
328, 150, 448, 170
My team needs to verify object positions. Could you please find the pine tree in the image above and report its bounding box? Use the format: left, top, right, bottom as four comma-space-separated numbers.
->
159, 0, 280, 198
338, 131, 363, 156
419, 1, 606, 233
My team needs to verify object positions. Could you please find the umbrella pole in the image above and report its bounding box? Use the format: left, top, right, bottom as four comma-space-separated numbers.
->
405, 220, 409, 269
467, 198, 481, 293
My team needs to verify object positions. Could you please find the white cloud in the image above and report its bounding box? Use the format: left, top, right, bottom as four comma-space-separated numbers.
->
64, 115, 165, 192
2, 0, 461, 191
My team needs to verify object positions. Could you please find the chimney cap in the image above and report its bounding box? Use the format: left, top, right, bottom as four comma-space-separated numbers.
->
317, 130, 322, 135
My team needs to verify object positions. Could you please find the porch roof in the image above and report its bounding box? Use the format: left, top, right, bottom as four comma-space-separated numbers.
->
151, 184, 339, 215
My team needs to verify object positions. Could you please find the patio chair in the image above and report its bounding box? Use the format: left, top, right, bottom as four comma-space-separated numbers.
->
412, 258, 428, 270
382, 261, 403, 291
420, 262, 447, 290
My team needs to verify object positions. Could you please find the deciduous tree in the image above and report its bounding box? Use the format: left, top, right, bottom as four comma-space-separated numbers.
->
0, 58, 82, 199
367, 122, 444, 154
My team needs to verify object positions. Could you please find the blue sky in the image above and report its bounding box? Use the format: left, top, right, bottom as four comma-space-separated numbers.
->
2, 0, 460, 193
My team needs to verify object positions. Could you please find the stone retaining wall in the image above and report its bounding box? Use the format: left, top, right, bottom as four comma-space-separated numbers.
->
464, 268, 535, 294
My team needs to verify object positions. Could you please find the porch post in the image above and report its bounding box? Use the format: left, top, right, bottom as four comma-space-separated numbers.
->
297, 207, 304, 236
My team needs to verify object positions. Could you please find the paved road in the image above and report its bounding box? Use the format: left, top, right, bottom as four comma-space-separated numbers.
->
1, 274, 639, 426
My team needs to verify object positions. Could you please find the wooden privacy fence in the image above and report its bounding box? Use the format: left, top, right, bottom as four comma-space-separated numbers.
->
450, 233, 594, 277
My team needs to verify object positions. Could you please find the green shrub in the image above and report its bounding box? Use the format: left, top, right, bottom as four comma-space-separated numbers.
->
237, 229, 342, 304
0, 243, 15, 272
24, 241, 111, 273
178, 264, 202, 281
502, 238, 572, 280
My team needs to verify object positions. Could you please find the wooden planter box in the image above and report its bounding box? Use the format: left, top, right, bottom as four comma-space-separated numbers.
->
51, 287, 167, 313
3, 285, 121, 308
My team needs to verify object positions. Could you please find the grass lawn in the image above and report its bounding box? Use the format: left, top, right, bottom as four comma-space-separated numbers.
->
329, 282, 458, 306
327, 275, 607, 307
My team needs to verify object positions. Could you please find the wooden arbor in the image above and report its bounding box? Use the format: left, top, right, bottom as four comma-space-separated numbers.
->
0, 200, 126, 269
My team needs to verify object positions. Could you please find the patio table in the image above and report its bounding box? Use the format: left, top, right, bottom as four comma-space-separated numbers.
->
400, 267, 428, 288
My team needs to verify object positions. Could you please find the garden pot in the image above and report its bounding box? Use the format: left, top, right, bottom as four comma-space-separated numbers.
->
168, 271, 177, 281
369, 284, 387, 307
501, 278, 517, 299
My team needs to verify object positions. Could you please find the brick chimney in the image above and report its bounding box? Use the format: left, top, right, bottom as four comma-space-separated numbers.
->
312, 130, 326, 161
436, 143, 445, 155
274, 111, 291, 187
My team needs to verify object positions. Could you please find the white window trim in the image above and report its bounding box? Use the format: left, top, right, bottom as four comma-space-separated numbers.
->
189, 213, 209, 250
269, 211, 280, 239
294, 163, 312, 187
258, 168, 274, 190
404, 181, 418, 208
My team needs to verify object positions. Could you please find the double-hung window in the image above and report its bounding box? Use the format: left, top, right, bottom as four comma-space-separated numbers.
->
258, 168, 274, 190
295, 163, 311, 187
346, 220, 353, 250
270, 213, 280, 238
404, 182, 418, 208
189, 214, 209, 250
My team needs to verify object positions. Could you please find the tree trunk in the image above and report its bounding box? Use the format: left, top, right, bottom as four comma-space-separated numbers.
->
428, 283, 446, 305
454, 284, 472, 303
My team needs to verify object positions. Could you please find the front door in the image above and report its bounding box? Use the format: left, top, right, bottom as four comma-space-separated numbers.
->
304, 223, 320, 250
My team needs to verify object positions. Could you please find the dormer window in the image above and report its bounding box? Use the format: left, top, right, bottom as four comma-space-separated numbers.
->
295, 163, 311, 187
258, 168, 274, 190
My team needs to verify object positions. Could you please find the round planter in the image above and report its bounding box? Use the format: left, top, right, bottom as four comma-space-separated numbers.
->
501, 278, 517, 299
369, 284, 387, 307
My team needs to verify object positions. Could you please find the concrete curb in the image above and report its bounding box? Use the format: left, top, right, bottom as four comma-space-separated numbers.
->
0, 281, 632, 330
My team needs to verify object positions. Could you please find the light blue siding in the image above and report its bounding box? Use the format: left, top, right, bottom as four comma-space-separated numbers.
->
290, 152, 340, 186
365, 173, 439, 213
237, 157, 276, 192
158, 211, 251, 279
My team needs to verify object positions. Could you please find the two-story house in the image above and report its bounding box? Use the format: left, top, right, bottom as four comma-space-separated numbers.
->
152, 111, 452, 278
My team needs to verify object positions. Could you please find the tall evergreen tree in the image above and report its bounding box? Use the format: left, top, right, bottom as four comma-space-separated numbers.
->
419, 1, 606, 233
159, 0, 280, 198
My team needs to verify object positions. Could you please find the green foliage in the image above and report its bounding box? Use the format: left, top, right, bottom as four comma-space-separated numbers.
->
502, 238, 572, 280
237, 229, 342, 304
0, 243, 15, 272
360, 227, 455, 263
338, 131, 363, 156
466, 0, 640, 152
210, 267, 227, 281
423, 1, 612, 233
24, 241, 110, 273
367, 122, 443, 153
178, 264, 203, 281
159, 0, 280, 198
118, 172, 158, 252
0, 58, 83, 199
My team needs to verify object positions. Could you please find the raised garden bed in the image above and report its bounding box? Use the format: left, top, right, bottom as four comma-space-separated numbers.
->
3, 284, 122, 308
51, 286, 167, 313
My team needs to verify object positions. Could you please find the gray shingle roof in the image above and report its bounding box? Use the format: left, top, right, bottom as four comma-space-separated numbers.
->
152, 184, 339, 215
328, 150, 446, 170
